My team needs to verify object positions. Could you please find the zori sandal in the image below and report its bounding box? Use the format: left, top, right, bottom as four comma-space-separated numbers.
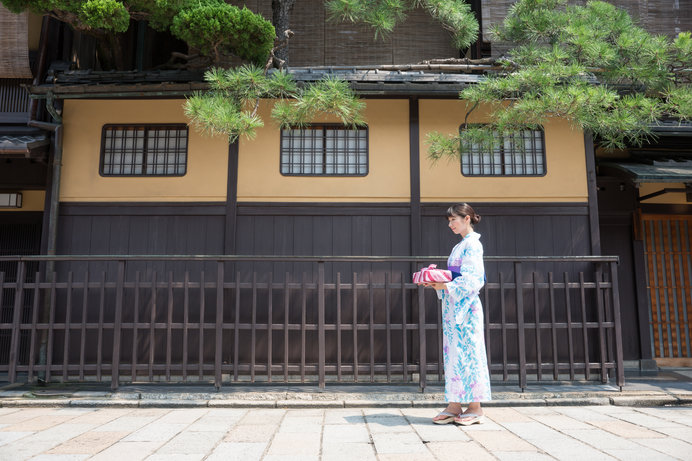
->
432, 410, 459, 425
454, 413, 484, 426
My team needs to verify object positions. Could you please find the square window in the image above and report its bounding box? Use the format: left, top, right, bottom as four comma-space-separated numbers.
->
280, 125, 368, 176
100, 124, 188, 176
460, 127, 546, 177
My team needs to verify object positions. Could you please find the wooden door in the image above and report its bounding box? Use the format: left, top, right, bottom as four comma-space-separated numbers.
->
642, 214, 692, 365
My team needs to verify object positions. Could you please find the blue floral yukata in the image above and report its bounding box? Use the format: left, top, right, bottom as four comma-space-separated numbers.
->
437, 231, 492, 403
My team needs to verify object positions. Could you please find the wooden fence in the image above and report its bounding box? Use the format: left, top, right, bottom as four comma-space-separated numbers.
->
0, 255, 624, 390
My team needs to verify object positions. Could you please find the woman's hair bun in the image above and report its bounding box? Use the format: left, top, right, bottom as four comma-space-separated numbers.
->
446, 203, 480, 226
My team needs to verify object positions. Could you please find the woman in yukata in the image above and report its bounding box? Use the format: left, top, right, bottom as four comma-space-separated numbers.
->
420, 203, 491, 426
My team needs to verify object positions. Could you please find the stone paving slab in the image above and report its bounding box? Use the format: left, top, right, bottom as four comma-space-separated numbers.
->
0, 405, 691, 460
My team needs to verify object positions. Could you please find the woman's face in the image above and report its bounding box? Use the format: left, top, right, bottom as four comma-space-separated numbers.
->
448, 214, 471, 236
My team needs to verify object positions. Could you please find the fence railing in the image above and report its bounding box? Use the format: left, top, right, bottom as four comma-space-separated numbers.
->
0, 255, 624, 391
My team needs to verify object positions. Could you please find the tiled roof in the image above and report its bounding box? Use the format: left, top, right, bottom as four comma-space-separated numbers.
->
29, 67, 482, 97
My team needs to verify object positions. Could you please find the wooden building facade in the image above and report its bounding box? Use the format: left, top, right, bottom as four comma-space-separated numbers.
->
0, 1, 690, 386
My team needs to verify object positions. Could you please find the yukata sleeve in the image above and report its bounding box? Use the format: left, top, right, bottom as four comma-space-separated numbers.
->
444, 239, 485, 324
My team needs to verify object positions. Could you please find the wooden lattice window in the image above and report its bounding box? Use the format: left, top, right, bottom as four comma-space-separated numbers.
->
460, 127, 546, 176
280, 125, 368, 176
100, 124, 188, 176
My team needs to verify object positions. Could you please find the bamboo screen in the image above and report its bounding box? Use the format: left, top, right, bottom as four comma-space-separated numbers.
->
642, 214, 692, 360
0, 6, 32, 78
233, 0, 459, 66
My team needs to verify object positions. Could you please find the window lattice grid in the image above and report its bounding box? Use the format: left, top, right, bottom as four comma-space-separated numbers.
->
101, 125, 188, 176
460, 129, 545, 176
280, 125, 368, 176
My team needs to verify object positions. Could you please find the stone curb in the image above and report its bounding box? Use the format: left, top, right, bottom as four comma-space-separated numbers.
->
1, 394, 690, 408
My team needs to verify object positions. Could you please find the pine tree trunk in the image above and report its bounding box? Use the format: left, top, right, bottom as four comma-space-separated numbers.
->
272, 0, 296, 65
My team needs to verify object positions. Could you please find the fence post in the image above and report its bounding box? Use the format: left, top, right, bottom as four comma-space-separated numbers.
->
418, 287, 427, 392
318, 261, 325, 389
610, 261, 625, 389
514, 262, 526, 391
111, 260, 125, 390
8, 261, 26, 384
215, 262, 224, 390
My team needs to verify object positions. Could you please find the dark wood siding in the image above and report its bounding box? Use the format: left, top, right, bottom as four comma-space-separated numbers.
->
58, 203, 226, 255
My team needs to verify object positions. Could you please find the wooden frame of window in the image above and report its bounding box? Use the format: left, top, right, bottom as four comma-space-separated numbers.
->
459, 125, 547, 177
280, 124, 369, 176
100, 124, 188, 177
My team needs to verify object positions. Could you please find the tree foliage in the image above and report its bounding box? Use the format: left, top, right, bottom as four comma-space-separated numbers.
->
1, 0, 275, 66
184, 65, 366, 142
325, 0, 479, 50
428, 0, 692, 159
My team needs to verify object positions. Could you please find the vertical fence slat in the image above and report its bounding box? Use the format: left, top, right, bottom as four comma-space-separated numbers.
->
166, 271, 173, 381
8, 261, 25, 383
500, 272, 508, 381
182, 271, 189, 381
148, 271, 157, 382
46, 275, 56, 383
401, 273, 408, 383
268, 271, 273, 383
251, 272, 257, 383
436, 282, 443, 382
564, 272, 574, 381
353, 272, 359, 382
79, 271, 89, 381
215, 262, 224, 389
548, 272, 558, 380
301, 272, 306, 383
112, 261, 125, 390
28, 271, 40, 382
368, 272, 374, 383
62, 271, 73, 382
484, 282, 491, 378
96, 271, 105, 382
610, 261, 624, 388
199, 270, 205, 381
514, 263, 526, 390
233, 271, 240, 382
385, 272, 391, 383
337, 273, 342, 382
318, 262, 325, 389
579, 272, 590, 380
417, 286, 426, 391
132, 272, 140, 382
532, 272, 541, 381
595, 267, 607, 383
284, 272, 289, 382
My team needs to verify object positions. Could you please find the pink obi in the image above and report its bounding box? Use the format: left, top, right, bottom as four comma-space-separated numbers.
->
412, 264, 452, 283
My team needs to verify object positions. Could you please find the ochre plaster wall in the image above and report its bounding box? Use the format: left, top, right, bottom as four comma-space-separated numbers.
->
60, 99, 229, 202
639, 182, 689, 205
237, 99, 410, 202
418, 100, 589, 203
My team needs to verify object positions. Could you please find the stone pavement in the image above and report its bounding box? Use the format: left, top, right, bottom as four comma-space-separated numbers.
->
1, 404, 692, 460
0, 369, 691, 460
